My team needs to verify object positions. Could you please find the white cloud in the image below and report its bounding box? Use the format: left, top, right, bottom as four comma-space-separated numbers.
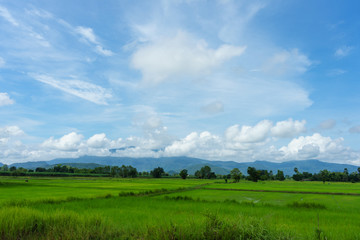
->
0, 92, 14, 106
87, 133, 110, 148
319, 119, 336, 130
271, 118, 306, 138
0, 6, 19, 26
131, 31, 246, 84
335, 46, 353, 58
76, 26, 97, 44
95, 45, 113, 56
31, 74, 112, 105
75, 26, 113, 56
0, 123, 359, 165
164, 131, 227, 158
0, 126, 24, 139
42, 132, 84, 151
279, 133, 346, 160
225, 120, 272, 144
263, 49, 312, 75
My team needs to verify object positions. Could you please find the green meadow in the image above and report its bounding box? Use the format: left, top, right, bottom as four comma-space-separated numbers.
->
0, 177, 359, 239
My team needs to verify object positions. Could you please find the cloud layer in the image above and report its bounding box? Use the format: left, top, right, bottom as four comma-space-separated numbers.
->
1, 119, 359, 165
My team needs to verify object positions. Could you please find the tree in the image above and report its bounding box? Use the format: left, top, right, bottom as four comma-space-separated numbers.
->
275, 170, 285, 181
9, 166, 16, 172
151, 167, 165, 178
179, 169, 188, 179
200, 166, 211, 179
294, 167, 299, 174
319, 169, 330, 183
230, 168, 242, 182
247, 167, 260, 182
1, 164, 8, 171
197, 166, 216, 179
35, 167, 46, 172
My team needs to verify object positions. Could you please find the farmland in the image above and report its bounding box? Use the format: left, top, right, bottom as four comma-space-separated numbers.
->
0, 177, 359, 239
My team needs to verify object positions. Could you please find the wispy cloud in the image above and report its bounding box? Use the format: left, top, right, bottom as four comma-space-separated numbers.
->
0, 5, 19, 26
327, 68, 347, 76
263, 49, 312, 75
335, 46, 353, 58
31, 74, 112, 105
75, 26, 113, 56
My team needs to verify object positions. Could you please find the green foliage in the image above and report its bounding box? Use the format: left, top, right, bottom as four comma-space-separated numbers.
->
110, 165, 137, 178
275, 170, 285, 181
247, 167, 260, 182
179, 169, 188, 179
195, 166, 216, 179
151, 167, 165, 178
230, 168, 242, 182
0, 164, 8, 171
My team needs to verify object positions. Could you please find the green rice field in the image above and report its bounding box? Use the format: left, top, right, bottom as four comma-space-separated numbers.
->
0, 177, 359, 239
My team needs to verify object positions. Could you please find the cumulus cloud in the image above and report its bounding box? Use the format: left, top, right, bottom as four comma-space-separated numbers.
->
31, 74, 112, 105
0, 121, 359, 165
131, 113, 173, 149
335, 46, 353, 58
42, 132, 84, 151
263, 49, 312, 75
87, 133, 110, 148
201, 101, 224, 114
131, 31, 246, 84
225, 120, 272, 144
0, 92, 14, 106
164, 131, 229, 158
271, 118, 306, 138
319, 119, 336, 130
75, 26, 113, 56
279, 133, 346, 160
0, 126, 24, 139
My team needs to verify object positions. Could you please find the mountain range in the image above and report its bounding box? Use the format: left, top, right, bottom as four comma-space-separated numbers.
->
5, 156, 360, 176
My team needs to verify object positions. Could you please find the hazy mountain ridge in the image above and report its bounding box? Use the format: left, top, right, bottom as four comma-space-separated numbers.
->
8, 156, 359, 176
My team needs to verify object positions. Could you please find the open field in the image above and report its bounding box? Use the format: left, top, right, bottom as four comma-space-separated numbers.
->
0, 177, 360, 239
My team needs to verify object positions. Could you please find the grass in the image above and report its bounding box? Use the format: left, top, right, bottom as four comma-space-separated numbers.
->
205, 180, 360, 194
0, 207, 120, 240
0, 176, 360, 239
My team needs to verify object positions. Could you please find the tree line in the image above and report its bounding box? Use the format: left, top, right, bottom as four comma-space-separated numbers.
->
1, 163, 360, 182
292, 167, 360, 183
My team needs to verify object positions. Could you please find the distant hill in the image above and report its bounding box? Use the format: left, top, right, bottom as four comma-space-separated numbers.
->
0, 162, 3, 167
48, 163, 105, 169
186, 164, 230, 175
10, 161, 50, 169
8, 156, 360, 176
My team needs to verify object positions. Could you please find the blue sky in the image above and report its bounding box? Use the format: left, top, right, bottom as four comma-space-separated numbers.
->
1, 0, 360, 164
